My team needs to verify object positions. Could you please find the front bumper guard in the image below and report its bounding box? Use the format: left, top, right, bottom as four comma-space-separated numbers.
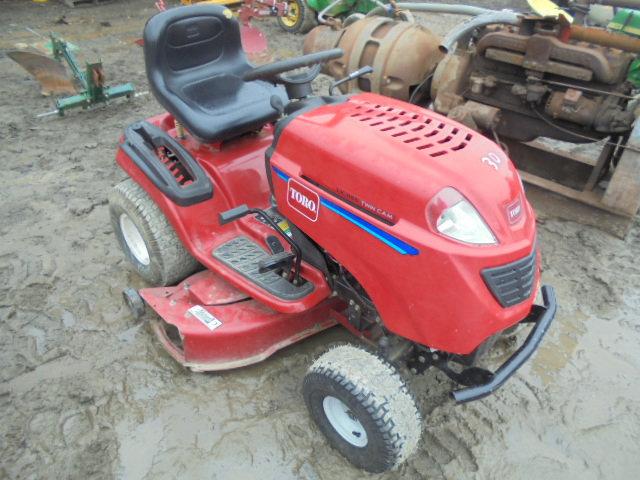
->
451, 285, 557, 403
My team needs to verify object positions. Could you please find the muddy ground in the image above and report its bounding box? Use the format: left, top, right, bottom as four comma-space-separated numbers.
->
0, 1, 638, 479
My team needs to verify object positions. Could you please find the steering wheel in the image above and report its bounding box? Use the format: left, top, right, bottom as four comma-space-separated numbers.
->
243, 48, 344, 85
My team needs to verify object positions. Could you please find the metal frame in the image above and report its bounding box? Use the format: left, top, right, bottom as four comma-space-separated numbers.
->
50, 34, 135, 115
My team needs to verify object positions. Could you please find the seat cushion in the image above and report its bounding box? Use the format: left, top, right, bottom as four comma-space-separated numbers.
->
175, 75, 286, 141
143, 5, 288, 142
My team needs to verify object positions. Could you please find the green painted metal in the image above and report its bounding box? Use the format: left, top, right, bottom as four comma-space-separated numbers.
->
306, 0, 383, 17
353, 0, 381, 14
608, 9, 640, 87
609, 8, 640, 37
626, 58, 640, 87
49, 33, 135, 115
51, 34, 86, 90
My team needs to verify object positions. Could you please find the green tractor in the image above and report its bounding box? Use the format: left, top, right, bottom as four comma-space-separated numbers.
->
608, 8, 640, 86
277, 0, 383, 33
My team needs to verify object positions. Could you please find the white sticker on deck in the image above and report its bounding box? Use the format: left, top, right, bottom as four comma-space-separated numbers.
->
187, 305, 223, 331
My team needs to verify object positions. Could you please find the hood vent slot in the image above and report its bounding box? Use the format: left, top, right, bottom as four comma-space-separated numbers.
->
348, 100, 473, 157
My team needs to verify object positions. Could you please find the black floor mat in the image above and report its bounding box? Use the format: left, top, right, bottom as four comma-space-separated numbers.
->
212, 236, 314, 301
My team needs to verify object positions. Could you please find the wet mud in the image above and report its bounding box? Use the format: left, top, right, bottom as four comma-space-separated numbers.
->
0, 1, 638, 478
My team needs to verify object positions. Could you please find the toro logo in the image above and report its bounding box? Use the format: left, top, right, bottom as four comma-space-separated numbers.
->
287, 179, 320, 222
505, 197, 523, 224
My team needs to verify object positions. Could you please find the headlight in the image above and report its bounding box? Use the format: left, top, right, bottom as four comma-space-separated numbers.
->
427, 187, 497, 245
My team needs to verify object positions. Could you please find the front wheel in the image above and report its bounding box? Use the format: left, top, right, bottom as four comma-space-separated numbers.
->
277, 0, 318, 34
302, 344, 422, 473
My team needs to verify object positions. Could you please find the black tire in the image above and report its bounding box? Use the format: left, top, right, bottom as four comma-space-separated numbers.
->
302, 344, 421, 473
277, 0, 318, 34
109, 178, 199, 286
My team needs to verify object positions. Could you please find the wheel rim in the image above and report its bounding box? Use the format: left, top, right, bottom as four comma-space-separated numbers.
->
119, 213, 150, 266
281, 1, 300, 27
322, 395, 368, 447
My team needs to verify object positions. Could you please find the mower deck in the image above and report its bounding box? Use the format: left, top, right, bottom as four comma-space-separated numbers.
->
140, 270, 341, 371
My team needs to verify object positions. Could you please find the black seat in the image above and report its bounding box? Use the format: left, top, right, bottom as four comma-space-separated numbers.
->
143, 5, 287, 142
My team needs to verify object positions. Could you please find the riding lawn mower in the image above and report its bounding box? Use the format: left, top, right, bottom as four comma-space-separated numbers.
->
110, 5, 557, 472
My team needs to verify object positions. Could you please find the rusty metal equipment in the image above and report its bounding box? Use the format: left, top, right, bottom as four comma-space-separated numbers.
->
9, 33, 135, 116
304, 7, 640, 235
6, 49, 76, 96
303, 15, 442, 99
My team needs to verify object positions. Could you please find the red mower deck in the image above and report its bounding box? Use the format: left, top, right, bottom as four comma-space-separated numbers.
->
141, 270, 343, 371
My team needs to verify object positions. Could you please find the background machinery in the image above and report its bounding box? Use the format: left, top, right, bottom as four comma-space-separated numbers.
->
304, 0, 640, 235
181, 0, 391, 33
8, 33, 135, 116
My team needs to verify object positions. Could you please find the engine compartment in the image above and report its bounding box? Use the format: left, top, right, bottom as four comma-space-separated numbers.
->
431, 17, 636, 142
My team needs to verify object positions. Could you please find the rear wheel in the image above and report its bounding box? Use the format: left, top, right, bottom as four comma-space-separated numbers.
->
277, 0, 318, 34
302, 344, 422, 473
109, 178, 199, 286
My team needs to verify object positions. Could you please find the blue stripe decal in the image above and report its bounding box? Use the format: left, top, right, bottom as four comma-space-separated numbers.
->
320, 198, 419, 256
272, 167, 418, 256
273, 166, 290, 182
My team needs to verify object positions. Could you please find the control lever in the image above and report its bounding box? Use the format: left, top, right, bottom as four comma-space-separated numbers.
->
329, 66, 374, 96
219, 204, 250, 225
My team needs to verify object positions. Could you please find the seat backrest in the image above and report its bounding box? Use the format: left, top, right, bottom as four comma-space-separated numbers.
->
143, 5, 258, 139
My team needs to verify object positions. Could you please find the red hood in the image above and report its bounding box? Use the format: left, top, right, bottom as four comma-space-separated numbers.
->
276, 93, 532, 247
270, 93, 539, 353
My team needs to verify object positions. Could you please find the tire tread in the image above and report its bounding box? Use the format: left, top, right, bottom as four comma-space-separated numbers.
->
304, 344, 422, 471
109, 178, 199, 285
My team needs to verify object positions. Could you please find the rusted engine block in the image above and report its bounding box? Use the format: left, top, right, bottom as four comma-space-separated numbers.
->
304, 14, 640, 234
431, 17, 636, 142
306, 16, 636, 143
